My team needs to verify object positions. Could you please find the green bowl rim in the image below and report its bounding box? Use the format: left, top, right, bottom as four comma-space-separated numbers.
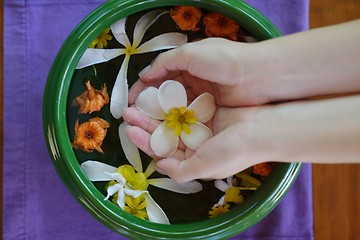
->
43, 0, 301, 239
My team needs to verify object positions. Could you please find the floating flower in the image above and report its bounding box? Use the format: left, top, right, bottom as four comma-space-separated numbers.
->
208, 203, 230, 218
170, 6, 202, 31
124, 195, 148, 220
72, 117, 109, 153
214, 176, 257, 206
253, 162, 275, 177
203, 12, 240, 41
76, 10, 188, 119
80, 122, 202, 224
89, 27, 113, 49
135, 80, 216, 157
72, 81, 109, 114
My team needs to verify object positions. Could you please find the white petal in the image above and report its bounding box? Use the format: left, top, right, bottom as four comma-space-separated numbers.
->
135, 87, 166, 120
217, 195, 226, 206
150, 121, 179, 158
76, 48, 107, 69
81, 161, 117, 181
187, 93, 216, 123
180, 122, 213, 150
105, 184, 122, 200
118, 122, 143, 173
111, 17, 126, 34
123, 188, 147, 198
244, 36, 257, 43
226, 176, 233, 186
148, 178, 202, 193
144, 194, 170, 224
102, 48, 126, 61
214, 179, 229, 192
136, 33, 187, 53
159, 80, 187, 113
105, 172, 126, 185
144, 160, 156, 178
111, 18, 131, 47
116, 188, 125, 209
110, 55, 130, 119
132, 10, 168, 48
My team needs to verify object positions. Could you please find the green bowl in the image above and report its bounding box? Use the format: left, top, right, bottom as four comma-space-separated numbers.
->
43, 0, 302, 239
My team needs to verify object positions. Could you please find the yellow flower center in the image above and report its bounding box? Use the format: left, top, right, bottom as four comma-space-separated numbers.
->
117, 165, 149, 190
125, 45, 139, 56
166, 107, 197, 136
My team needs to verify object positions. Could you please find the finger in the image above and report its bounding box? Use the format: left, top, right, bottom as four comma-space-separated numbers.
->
155, 131, 249, 182
126, 125, 186, 160
125, 125, 156, 158
140, 38, 237, 87
122, 107, 160, 133
138, 47, 189, 82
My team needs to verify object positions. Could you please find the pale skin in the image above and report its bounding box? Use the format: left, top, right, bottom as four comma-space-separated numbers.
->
122, 19, 360, 182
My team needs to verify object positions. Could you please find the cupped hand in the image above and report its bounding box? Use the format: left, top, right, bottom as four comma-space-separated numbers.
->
129, 38, 271, 107
122, 105, 266, 182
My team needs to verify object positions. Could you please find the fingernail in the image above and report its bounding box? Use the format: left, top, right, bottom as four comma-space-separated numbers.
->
138, 65, 151, 78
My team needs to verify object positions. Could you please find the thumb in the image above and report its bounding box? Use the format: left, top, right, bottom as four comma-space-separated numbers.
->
138, 46, 190, 81
155, 155, 207, 183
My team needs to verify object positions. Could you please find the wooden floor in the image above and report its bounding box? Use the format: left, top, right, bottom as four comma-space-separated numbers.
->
310, 0, 360, 239
0, 1, 360, 239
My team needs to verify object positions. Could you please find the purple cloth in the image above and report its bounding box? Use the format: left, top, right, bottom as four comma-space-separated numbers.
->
3, 0, 313, 239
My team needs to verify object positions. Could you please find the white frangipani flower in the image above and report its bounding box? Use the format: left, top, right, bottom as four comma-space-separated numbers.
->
135, 80, 216, 157
80, 122, 202, 224
76, 10, 188, 119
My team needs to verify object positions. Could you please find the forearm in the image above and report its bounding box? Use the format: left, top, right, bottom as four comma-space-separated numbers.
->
253, 19, 360, 101
255, 94, 360, 164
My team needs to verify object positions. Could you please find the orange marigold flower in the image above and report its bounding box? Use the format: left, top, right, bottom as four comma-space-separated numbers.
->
170, 6, 202, 31
72, 117, 110, 154
72, 81, 109, 114
253, 162, 276, 177
203, 12, 240, 41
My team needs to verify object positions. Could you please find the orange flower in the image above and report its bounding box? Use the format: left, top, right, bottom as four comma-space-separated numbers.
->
170, 6, 202, 31
253, 162, 276, 177
72, 81, 109, 114
72, 117, 110, 154
203, 12, 240, 41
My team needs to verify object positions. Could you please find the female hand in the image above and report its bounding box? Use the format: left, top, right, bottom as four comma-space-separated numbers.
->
122, 105, 266, 182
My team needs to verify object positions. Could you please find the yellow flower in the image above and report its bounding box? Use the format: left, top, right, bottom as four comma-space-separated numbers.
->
124, 196, 148, 220
224, 187, 244, 204
89, 27, 112, 48
117, 165, 149, 191
208, 204, 230, 218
